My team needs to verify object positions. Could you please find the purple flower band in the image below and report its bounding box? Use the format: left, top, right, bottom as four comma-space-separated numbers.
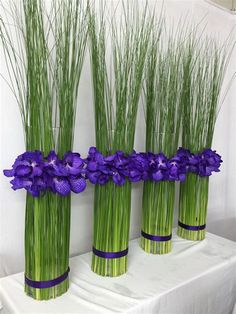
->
3, 150, 86, 197
3, 147, 222, 197
85, 147, 222, 185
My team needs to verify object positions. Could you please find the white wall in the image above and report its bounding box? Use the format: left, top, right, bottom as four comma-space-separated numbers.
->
0, 0, 236, 278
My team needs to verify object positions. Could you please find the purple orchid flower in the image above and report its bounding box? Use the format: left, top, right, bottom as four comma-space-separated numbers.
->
97, 173, 110, 185
112, 171, 126, 186
69, 176, 86, 193
3, 151, 46, 197
105, 151, 129, 186
177, 148, 199, 174
147, 152, 168, 181
43, 151, 62, 176
47, 174, 86, 196
4, 150, 44, 178
62, 152, 85, 176
198, 149, 222, 177
45, 151, 86, 196
128, 152, 149, 182
167, 156, 186, 182
10, 177, 32, 190
50, 177, 71, 196
85, 147, 130, 186
85, 147, 109, 185
10, 175, 46, 197
28, 177, 47, 197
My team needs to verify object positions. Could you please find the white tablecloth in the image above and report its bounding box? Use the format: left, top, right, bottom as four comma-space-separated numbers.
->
0, 230, 236, 314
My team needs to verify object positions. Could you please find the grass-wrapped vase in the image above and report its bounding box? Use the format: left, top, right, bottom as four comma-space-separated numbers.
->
88, 2, 153, 276
25, 194, 70, 299
92, 181, 131, 276
177, 174, 209, 241
141, 181, 175, 254
141, 133, 178, 254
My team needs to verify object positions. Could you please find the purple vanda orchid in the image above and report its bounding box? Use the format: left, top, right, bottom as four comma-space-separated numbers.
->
45, 151, 87, 196
198, 149, 222, 177
3, 151, 45, 196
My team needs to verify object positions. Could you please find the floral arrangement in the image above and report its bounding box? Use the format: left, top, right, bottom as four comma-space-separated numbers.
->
1, 0, 87, 300
141, 23, 184, 254
178, 31, 233, 241
88, 1, 154, 277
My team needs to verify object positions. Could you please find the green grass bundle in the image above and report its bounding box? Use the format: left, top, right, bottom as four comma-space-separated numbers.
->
178, 33, 233, 241
88, 1, 153, 276
1, 0, 87, 299
141, 25, 183, 254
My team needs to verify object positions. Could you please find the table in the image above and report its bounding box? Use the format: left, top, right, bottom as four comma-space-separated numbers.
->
0, 230, 236, 314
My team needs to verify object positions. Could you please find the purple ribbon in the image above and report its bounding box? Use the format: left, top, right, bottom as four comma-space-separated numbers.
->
93, 247, 128, 259
25, 267, 70, 289
141, 230, 172, 242
178, 221, 206, 231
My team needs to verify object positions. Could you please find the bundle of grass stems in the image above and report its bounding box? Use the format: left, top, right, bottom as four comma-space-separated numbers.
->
88, 1, 153, 276
178, 32, 233, 241
0, 0, 87, 299
141, 23, 183, 254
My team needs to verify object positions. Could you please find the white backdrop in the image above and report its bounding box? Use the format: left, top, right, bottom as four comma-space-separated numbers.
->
0, 0, 236, 278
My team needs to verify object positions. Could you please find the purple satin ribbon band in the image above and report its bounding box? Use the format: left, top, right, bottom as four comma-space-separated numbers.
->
178, 221, 206, 231
25, 267, 70, 289
93, 247, 128, 259
141, 230, 172, 242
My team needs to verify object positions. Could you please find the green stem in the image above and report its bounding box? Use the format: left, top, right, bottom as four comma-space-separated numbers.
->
177, 173, 209, 241
92, 182, 131, 276
141, 181, 175, 254
25, 193, 70, 300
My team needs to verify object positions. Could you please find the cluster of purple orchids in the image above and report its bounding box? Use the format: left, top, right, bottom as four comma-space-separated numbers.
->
3, 147, 222, 197
3, 151, 86, 197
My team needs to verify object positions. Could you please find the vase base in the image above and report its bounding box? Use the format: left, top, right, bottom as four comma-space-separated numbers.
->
177, 226, 206, 241
24, 278, 69, 300
140, 237, 172, 254
91, 254, 127, 276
